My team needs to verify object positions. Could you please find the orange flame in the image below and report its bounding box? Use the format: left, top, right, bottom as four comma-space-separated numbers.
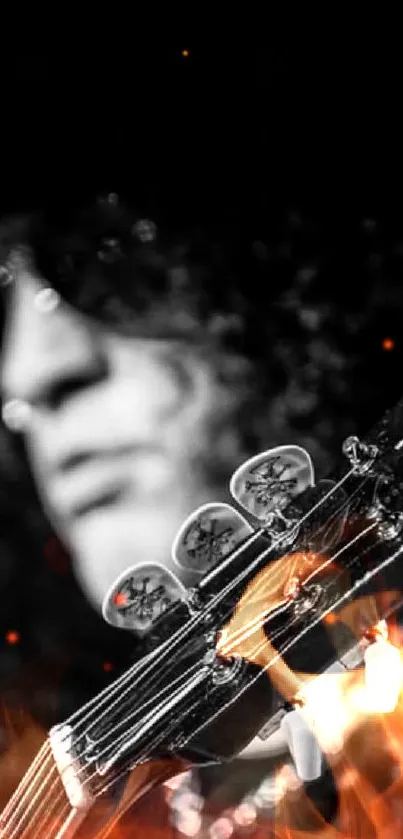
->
273, 643, 403, 838
2, 545, 403, 837
218, 550, 403, 837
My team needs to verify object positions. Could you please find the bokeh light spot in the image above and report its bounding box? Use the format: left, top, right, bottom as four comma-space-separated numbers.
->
5, 630, 20, 645
113, 592, 128, 606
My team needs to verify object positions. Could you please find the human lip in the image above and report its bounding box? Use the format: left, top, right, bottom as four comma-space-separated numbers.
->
48, 446, 150, 520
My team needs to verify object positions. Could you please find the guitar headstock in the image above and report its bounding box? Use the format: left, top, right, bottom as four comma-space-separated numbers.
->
47, 398, 403, 825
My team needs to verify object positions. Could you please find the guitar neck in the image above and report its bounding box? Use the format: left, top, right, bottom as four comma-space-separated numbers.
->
0, 731, 184, 839
0, 736, 83, 838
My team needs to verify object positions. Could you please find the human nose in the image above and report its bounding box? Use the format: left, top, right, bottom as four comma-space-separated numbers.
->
1, 274, 107, 413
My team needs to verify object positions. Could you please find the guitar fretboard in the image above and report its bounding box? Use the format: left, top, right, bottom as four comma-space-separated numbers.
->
0, 739, 72, 839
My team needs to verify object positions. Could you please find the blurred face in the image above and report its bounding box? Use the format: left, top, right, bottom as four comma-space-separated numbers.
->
0, 251, 236, 609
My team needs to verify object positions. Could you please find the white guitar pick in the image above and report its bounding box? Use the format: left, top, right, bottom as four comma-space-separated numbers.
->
102, 563, 187, 633
172, 502, 254, 574
230, 446, 315, 521
280, 710, 323, 782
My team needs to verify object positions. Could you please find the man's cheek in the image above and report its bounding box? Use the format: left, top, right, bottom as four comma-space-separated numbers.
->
129, 452, 178, 495
108, 378, 182, 433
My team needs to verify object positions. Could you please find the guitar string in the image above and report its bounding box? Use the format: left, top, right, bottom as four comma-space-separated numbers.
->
0, 462, 364, 835
3, 771, 62, 839
183, 537, 403, 746
8, 509, 380, 839
3, 524, 391, 839
5, 663, 215, 839
64, 466, 359, 741
48, 521, 396, 836
0, 466, 366, 839
48, 474, 403, 839
0, 539, 254, 834
228, 475, 365, 609
174, 528, 384, 746
1, 516, 291, 828
218, 520, 378, 656
0, 462, 384, 836
54, 466, 366, 768
61, 466, 359, 736
82, 660, 203, 765
17, 686, 211, 839
0, 741, 52, 826
22, 449, 403, 836
91, 514, 384, 779
0, 663, 203, 839
18, 630, 276, 839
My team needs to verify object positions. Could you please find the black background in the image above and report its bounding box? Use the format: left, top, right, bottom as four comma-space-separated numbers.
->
2, 34, 402, 217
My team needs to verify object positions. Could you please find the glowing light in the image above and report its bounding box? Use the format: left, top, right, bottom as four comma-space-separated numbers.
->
364, 618, 389, 642
103, 661, 114, 673
5, 630, 20, 645
233, 799, 257, 828
284, 576, 300, 600
209, 817, 234, 838
164, 771, 191, 791
382, 337, 395, 351
182, 49, 190, 57
275, 764, 302, 798
34, 287, 60, 313
324, 612, 338, 625
113, 592, 128, 606
362, 638, 403, 713
174, 810, 202, 836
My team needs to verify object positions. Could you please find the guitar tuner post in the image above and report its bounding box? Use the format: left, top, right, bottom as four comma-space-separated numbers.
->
210, 653, 244, 687
342, 435, 379, 475
263, 508, 301, 547
185, 588, 211, 618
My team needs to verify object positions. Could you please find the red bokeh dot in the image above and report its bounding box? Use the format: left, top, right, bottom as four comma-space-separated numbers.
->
382, 337, 395, 351
103, 661, 114, 673
5, 630, 20, 645
113, 592, 128, 606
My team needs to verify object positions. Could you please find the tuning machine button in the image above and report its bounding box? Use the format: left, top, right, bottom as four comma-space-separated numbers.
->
102, 563, 187, 634
172, 502, 253, 574
342, 435, 378, 475
230, 445, 315, 523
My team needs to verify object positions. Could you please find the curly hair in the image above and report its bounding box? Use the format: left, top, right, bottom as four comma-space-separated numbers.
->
0, 195, 385, 492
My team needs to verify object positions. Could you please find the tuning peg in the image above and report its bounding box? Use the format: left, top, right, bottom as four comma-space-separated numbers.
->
102, 563, 187, 633
280, 709, 323, 782
230, 446, 315, 522
172, 502, 253, 574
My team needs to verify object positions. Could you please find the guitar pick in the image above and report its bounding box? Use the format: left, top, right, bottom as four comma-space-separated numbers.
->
280, 709, 323, 782
172, 502, 254, 573
102, 563, 187, 633
230, 446, 315, 522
